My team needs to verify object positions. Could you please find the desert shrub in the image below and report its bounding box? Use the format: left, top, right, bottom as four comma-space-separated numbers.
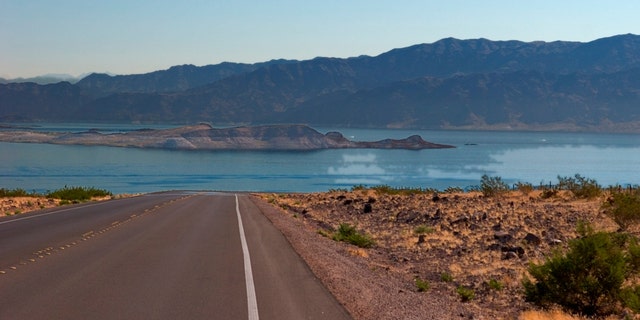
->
515, 182, 534, 195
332, 223, 375, 248
0, 188, 36, 197
456, 286, 475, 302
414, 225, 434, 235
440, 272, 453, 282
480, 174, 509, 197
371, 185, 435, 196
523, 222, 640, 316
415, 278, 430, 292
603, 190, 640, 230
539, 186, 559, 199
487, 278, 503, 291
557, 174, 602, 199
317, 229, 331, 238
444, 186, 463, 193
46, 186, 112, 201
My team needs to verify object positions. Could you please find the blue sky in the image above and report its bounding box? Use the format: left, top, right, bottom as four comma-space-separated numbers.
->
1, 0, 639, 78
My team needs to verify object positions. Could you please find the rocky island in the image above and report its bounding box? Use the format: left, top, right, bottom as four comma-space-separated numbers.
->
0, 124, 454, 150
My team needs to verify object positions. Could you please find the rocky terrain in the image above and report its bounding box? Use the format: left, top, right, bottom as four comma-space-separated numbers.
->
254, 189, 625, 319
0, 197, 62, 216
0, 195, 129, 217
0, 124, 453, 150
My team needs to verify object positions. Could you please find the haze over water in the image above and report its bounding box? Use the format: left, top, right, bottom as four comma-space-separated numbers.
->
1, 124, 639, 194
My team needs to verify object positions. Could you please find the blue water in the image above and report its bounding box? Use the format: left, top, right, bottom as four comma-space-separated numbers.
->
1, 124, 639, 194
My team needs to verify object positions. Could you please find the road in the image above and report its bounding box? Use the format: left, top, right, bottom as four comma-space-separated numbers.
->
0, 192, 351, 320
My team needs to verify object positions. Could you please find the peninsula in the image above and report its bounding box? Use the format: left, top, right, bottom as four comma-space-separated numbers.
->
0, 124, 454, 150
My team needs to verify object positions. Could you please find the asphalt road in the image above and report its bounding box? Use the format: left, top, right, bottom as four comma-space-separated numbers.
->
0, 192, 351, 320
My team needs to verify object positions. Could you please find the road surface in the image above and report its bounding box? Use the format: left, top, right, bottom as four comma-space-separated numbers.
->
0, 192, 351, 320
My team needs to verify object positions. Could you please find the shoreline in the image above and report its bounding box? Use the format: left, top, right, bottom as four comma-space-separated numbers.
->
0, 124, 455, 150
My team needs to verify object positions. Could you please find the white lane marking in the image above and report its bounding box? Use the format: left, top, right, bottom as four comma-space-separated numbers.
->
0, 201, 106, 225
235, 194, 259, 320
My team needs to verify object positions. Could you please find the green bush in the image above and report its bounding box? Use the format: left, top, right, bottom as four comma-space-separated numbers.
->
0, 188, 36, 197
480, 174, 509, 197
621, 285, 640, 313
557, 174, 602, 199
46, 186, 112, 201
370, 185, 437, 196
414, 225, 434, 235
487, 278, 503, 291
523, 222, 640, 316
415, 278, 430, 292
603, 190, 640, 230
332, 223, 375, 248
456, 286, 475, 302
440, 272, 453, 282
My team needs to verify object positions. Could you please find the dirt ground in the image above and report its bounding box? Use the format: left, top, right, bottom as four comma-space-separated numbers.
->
252, 189, 632, 320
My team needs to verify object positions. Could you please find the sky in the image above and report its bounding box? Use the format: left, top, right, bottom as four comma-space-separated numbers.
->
1, 0, 639, 79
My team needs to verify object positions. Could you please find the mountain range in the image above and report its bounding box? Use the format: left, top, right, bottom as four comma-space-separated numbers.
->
2, 34, 640, 132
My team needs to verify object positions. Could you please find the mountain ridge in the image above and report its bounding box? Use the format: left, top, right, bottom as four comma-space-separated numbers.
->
1, 34, 640, 132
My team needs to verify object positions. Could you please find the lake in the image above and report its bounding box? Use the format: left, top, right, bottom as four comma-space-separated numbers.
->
1, 124, 639, 194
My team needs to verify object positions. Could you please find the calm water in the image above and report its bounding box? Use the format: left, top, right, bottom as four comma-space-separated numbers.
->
1, 124, 639, 194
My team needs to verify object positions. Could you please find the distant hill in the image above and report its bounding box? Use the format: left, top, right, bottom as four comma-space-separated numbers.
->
0, 74, 82, 85
75, 59, 297, 96
1, 34, 640, 132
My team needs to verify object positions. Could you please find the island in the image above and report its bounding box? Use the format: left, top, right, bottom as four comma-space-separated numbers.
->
0, 124, 454, 150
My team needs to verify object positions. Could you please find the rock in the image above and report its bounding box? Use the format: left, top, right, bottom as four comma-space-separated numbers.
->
397, 211, 420, 223
363, 203, 373, 213
502, 246, 525, 258
343, 199, 353, 205
549, 239, 563, 245
503, 251, 519, 260
432, 209, 442, 220
494, 231, 513, 243
317, 221, 335, 232
450, 215, 469, 226
523, 233, 542, 246
455, 246, 468, 257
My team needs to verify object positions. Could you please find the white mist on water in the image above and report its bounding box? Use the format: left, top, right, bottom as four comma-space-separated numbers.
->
479, 145, 640, 187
